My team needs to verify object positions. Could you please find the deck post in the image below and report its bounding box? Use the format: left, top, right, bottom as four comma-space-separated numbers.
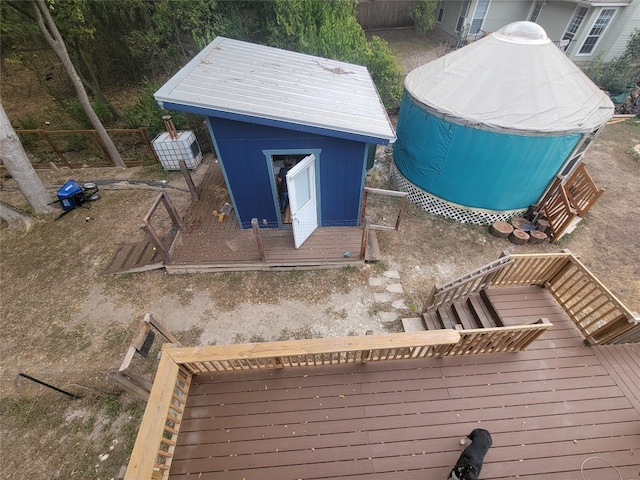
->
179, 160, 199, 202
360, 216, 371, 259
160, 192, 185, 231
251, 218, 266, 261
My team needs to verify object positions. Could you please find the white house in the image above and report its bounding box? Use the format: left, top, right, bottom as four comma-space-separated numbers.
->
434, 0, 639, 64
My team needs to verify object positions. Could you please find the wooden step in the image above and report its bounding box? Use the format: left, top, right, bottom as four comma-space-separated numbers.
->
401, 317, 426, 332
479, 289, 504, 327
104, 241, 165, 274
422, 312, 441, 330
364, 229, 381, 262
451, 301, 479, 329
467, 294, 500, 328
436, 307, 457, 329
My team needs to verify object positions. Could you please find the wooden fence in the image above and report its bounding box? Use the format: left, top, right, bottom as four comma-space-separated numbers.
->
356, 0, 416, 30
15, 127, 159, 168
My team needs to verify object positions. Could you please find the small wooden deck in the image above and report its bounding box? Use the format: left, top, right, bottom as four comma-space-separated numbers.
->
166, 161, 370, 273
169, 289, 640, 480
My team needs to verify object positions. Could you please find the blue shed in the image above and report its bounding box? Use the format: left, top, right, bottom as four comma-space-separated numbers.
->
392, 22, 613, 225
155, 37, 395, 246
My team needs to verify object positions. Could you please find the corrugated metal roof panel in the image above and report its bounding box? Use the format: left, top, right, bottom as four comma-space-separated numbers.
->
155, 37, 396, 143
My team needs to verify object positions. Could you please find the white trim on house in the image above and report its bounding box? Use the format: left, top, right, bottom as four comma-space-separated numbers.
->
470, 0, 491, 33
576, 7, 620, 55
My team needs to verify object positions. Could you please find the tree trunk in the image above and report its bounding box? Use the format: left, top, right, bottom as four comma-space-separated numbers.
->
32, 0, 126, 168
73, 37, 121, 121
0, 102, 55, 214
0, 201, 33, 229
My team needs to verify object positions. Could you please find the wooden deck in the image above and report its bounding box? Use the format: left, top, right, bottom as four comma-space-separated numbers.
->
166, 161, 370, 272
169, 289, 640, 480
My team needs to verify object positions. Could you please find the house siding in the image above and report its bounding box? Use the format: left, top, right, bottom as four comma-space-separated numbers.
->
482, 0, 531, 33
598, 0, 640, 61
209, 117, 366, 228
535, 2, 576, 41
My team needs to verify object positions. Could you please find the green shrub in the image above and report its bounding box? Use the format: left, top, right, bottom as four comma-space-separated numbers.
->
412, 0, 438, 35
122, 79, 187, 136
582, 29, 640, 95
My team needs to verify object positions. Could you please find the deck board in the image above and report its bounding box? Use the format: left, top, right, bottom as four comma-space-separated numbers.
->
169, 300, 640, 480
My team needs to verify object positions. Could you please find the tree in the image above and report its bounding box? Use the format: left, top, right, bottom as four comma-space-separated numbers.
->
263, 0, 403, 110
0, 101, 54, 215
30, 0, 126, 168
412, 0, 438, 35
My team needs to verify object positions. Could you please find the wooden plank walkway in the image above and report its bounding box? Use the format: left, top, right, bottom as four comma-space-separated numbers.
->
166, 161, 370, 272
169, 304, 640, 479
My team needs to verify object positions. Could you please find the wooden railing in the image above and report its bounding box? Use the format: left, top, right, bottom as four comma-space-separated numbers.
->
124, 352, 191, 480
565, 164, 604, 216
447, 252, 638, 345
423, 256, 513, 312
141, 193, 184, 262
124, 330, 461, 480
360, 187, 408, 231
441, 319, 552, 356
491, 252, 571, 287
538, 164, 604, 243
545, 255, 638, 345
166, 330, 461, 374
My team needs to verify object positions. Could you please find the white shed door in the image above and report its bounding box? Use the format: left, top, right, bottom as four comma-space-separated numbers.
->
286, 154, 318, 249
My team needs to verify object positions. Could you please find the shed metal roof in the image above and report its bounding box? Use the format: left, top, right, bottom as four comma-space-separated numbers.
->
155, 37, 396, 144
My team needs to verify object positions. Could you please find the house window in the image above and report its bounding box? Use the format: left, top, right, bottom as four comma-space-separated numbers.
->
578, 8, 617, 55
437, 0, 446, 24
563, 6, 588, 42
456, 0, 471, 32
529, 1, 544, 23
470, 0, 490, 34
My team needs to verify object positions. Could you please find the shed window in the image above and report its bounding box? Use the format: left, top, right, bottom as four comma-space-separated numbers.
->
578, 8, 617, 55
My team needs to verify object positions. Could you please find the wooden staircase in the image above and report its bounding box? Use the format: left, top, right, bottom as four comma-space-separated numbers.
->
415, 291, 503, 332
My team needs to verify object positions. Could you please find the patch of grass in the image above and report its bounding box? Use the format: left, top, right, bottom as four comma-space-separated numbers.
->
371, 259, 390, 275
137, 162, 183, 181
249, 334, 267, 343
0, 397, 62, 430
323, 306, 349, 319
178, 325, 204, 346
274, 326, 317, 341
232, 333, 247, 343
102, 323, 132, 351
102, 394, 122, 419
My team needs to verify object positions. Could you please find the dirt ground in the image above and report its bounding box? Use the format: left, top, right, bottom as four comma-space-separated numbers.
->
1, 29, 639, 480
